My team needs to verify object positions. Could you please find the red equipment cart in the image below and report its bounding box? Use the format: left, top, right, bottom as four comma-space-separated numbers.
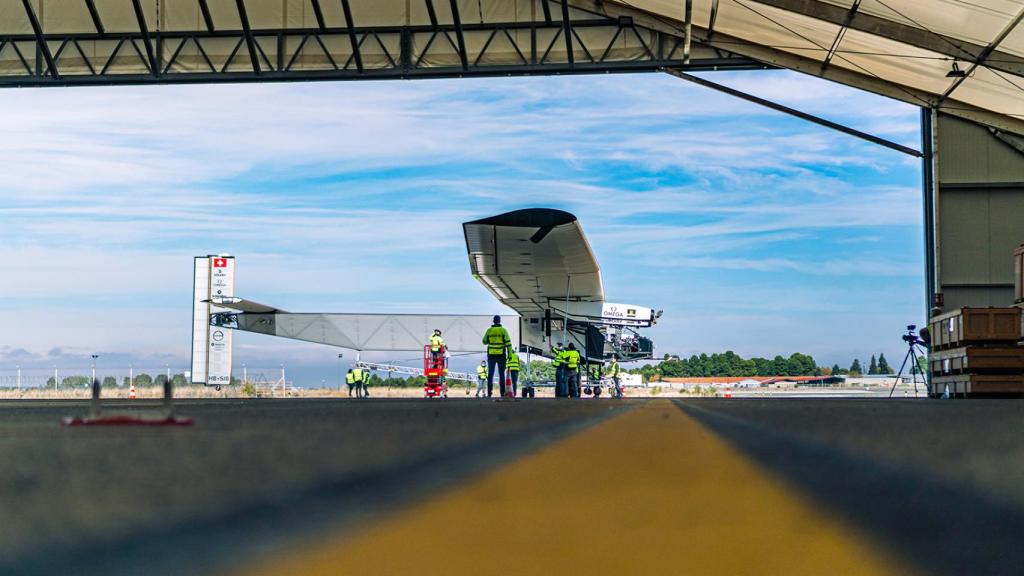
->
423, 344, 448, 398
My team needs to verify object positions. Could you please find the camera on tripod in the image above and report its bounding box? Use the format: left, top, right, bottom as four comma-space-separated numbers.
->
901, 325, 929, 348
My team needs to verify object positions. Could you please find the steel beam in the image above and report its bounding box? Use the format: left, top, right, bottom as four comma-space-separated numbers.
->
821, 0, 859, 72
198, 0, 216, 32
746, 0, 1024, 79
131, 0, 157, 75
424, 0, 439, 27
448, 0, 469, 70
84, 0, 105, 35
235, 0, 261, 74
20, 0, 58, 79
570, 0, 1024, 135
682, 0, 692, 64
310, 0, 328, 30
341, 0, 364, 72
940, 7, 1024, 103
663, 68, 922, 157
560, 0, 574, 67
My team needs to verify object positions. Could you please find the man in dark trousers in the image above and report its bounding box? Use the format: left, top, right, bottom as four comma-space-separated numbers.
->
564, 343, 581, 398
482, 315, 512, 398
552, 342, 566, 397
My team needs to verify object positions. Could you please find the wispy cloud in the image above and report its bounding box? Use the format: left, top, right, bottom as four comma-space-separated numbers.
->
0, 71, 924, 373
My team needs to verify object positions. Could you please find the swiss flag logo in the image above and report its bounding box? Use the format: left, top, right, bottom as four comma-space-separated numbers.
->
213, 258, 227, 268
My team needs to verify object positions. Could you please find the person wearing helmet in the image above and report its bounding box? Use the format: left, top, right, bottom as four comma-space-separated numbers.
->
429, 329, 445, 363
482, 315, 512, 398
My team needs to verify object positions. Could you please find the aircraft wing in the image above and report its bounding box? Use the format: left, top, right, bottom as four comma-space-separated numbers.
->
463, 208, 604, 317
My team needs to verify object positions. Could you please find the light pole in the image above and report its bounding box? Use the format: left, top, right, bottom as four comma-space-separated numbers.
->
242, 363, 247, 387
337, 353, 344, 391
16, 365, 20, 391
53, 365, 58, 391
165, 364, 171, 385
91, 354, 98, 385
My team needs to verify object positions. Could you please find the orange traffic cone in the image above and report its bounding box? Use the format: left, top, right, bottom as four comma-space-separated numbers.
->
725, 385, 732, 399
129, 382, 136, 400
505, 375, 514, 398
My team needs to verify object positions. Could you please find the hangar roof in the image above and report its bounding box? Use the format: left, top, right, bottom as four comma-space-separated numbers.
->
600, 0, 1024, 133
1, 1, 1021, 133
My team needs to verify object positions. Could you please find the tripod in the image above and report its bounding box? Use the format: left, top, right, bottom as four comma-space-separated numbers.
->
889, 336, 928, 398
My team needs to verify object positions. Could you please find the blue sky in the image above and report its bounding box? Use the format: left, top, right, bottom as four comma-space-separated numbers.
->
0, 70, 924, 383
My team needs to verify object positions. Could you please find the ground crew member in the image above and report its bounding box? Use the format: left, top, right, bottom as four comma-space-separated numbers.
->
351, 366, 364, 398
361, 368, 371, 398
345, 369, 356, 397
482, 315, 511, 398
507, 350, 520, 397
475, 360, 487, 398
552, 342, 566, 397
429, 329, 445, 363
609, 356, 622, 398
564, 343, 581, 398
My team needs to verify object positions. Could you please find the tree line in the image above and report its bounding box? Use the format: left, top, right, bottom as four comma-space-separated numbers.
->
633, 351, 819, 380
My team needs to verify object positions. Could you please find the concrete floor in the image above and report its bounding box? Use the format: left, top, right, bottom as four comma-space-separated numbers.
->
2, 398, 1023, 575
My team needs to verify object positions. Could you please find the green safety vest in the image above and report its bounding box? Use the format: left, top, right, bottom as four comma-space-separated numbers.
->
430, 334, 445, 351
564, 350, 580, 369
482, 325, 511, 355
477, 365, 487, 378
352, 368, 363, 381
345, 372, 355, 385
507, 352, 520, 371
551, 348, 564, 367
609, 361, 621, 377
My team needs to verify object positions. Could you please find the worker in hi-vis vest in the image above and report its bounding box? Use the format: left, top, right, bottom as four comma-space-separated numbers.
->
360, 367, 371, 398
475, 360, 487, 398
351, 367, 365, 398
551, 342, 566, 397
609, 356, 622, 398
429, 329, 445, 362
564, 343, 581, 398
506, 350, 520, 397
482, 315, 512, 398
345, 369, 356, 397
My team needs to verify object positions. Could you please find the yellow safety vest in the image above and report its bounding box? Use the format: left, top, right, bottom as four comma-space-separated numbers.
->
551, 348, 564, 367
345, 372, 355, 385
362, 370, 370, 383
507, 352, 520, 371
609, 361, 620, 377
476, 365, 487, 378
564, 350, 580, 369
352, 368, 363, 381
430, 334, 445, 351
482, 325, 511, 355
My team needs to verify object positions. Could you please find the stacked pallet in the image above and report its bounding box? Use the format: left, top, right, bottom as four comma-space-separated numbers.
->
930, 307, 1024, 397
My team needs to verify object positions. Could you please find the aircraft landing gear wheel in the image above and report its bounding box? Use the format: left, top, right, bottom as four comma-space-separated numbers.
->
583, 386, 592, 396
594, 387, 602, 397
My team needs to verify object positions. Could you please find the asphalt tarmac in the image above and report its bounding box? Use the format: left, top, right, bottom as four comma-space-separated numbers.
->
2, 397, 1023, 575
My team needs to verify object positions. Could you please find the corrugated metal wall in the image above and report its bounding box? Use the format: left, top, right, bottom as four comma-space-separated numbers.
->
936, 114, 1024, 311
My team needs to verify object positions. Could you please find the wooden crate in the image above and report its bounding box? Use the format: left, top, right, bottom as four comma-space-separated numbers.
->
931, 374, 1024, 395
929, 307, 1022, 350
930, 346, 1024, 375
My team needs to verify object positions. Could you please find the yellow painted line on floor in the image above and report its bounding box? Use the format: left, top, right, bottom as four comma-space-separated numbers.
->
239, 401, 914, 576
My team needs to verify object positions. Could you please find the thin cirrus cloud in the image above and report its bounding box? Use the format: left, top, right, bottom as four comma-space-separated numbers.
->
0, 70, 924, 377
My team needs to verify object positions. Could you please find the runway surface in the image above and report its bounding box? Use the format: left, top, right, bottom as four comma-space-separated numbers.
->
3, 397, 1024, 575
